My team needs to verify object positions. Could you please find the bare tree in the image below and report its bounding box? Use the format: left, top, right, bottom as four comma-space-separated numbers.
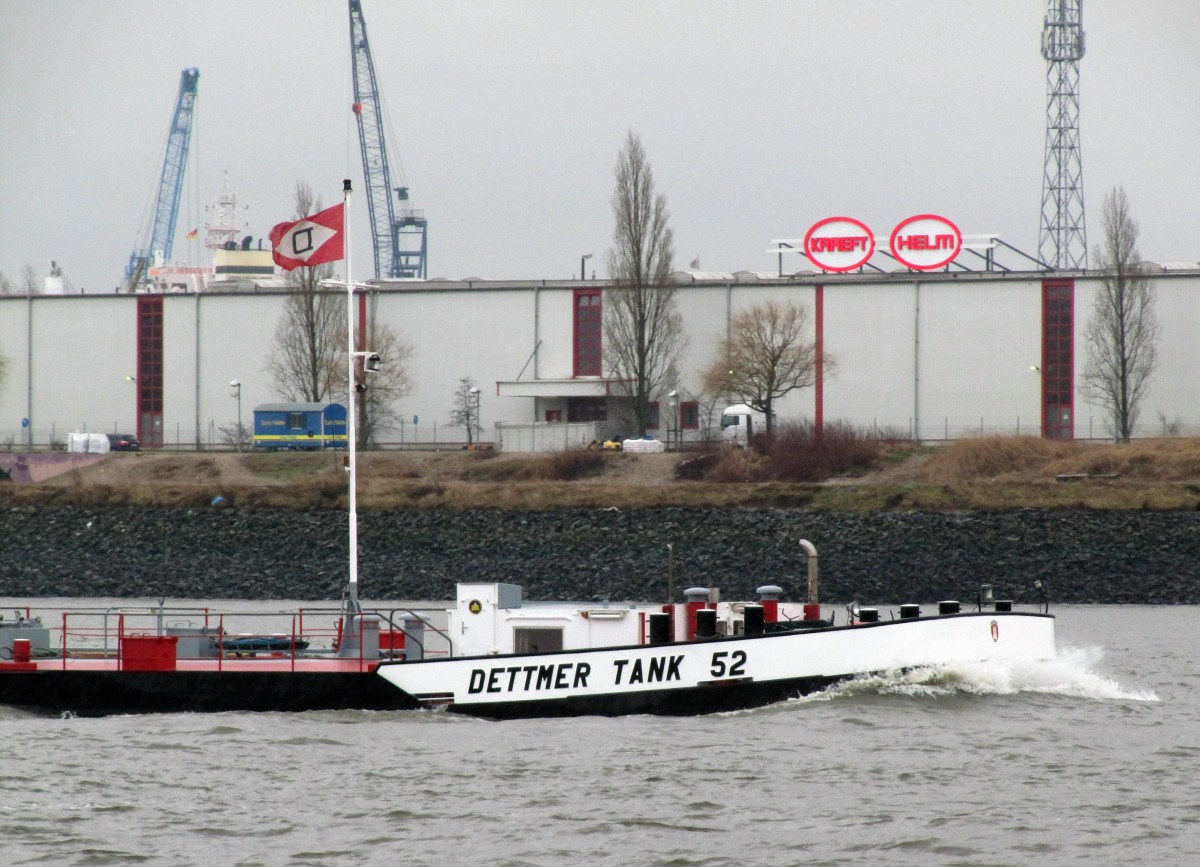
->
0, 273, 7, 403
604, 131, 686, 437
330, 319, 414, 446
0, 274, 8, 399
1081, 187, 1159, 442
266, 182, 342, 402
265, 183, 415, 446
702, 300, 820, 435
21, 264, 38, 296
218, 422, 252, 451
448, 377, 482, 444
693, 382, 726, 443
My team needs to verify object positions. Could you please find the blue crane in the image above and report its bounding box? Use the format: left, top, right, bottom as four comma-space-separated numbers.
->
124, 68, 200, 292
348, 0, 428, 278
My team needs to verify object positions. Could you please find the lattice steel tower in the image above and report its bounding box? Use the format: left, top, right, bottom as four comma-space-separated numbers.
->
1039, 0, 1087, 270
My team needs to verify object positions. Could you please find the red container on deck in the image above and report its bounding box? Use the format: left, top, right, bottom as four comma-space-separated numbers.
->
121, 635, 178, 671
378, 631, 406, 651
803, 603, 822, 621
11, 638, 31, 664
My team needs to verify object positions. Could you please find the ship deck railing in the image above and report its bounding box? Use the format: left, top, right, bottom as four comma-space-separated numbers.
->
5, 604, 450, 671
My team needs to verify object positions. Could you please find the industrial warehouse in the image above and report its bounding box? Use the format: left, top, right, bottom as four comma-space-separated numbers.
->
3, 255, 1200, 451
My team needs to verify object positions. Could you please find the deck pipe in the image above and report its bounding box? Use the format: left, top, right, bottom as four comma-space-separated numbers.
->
743, 604, 764, 636
648, 612, 670, 645
684, 587, 710, 641
401, 614, 425, 661
756, 585, 782, 625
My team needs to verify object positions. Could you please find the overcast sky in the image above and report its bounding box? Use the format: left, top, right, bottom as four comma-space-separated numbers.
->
2, 1, 1198, 293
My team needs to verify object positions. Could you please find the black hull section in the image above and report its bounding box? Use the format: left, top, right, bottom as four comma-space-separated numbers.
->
0, 670, 847, 719
0, 671, 420, 717
446, 674, 849, 720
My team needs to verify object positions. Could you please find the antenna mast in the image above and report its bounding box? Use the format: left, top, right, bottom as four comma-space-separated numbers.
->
1039, 0, 1087, 270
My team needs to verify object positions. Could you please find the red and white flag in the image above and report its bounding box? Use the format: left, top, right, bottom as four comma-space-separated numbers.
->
269, 203, 345, 271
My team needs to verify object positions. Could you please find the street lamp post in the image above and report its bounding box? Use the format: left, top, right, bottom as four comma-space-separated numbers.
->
124, 375, 137, 447
580, 253, 592, 281
230, 379, 242, 452
668, 390, 678, 451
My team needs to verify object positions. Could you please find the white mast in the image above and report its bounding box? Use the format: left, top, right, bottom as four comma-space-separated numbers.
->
325, 178, 375, 619
343, 178, 361, 613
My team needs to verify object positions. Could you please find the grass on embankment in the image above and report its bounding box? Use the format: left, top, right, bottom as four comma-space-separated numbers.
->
4, 435, 1200, 511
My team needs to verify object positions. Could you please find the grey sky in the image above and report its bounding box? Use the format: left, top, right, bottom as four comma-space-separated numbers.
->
2, 1, 1197, 293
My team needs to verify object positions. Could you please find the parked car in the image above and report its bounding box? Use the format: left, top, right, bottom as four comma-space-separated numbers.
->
107, 433, 140, 452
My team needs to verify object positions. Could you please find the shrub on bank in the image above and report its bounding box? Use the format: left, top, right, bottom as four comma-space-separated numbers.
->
681, 421, 887, 483
518, 448, 607, 481
763, 420, 883, 482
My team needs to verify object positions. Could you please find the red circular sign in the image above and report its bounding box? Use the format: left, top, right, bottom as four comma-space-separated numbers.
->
889, 214, 962, 271
803, 217, 875, 272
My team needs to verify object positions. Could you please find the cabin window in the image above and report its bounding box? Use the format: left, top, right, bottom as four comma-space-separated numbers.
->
287, 412, 306, 429
513, 627, 563, 654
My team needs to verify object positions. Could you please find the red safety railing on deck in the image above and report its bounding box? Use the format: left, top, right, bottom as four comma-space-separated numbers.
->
40, 604, 448, 669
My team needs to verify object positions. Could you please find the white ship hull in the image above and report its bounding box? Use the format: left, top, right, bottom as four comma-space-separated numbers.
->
377, 610, 1056, 718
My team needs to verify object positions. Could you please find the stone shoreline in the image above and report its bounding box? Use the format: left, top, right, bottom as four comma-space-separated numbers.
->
3, 506, 1199, 605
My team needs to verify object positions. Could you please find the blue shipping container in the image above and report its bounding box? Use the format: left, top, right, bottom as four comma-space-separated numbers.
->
252, 403, 347, 449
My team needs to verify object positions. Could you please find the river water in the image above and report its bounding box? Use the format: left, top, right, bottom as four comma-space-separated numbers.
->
0, 604, 1193, 866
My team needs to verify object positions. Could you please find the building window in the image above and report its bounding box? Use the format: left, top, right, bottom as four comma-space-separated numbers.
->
567, 397, 607, 423
574, 289, 602, 377
646, 401, 660, 429
136, 296, 164, 448
680, 401, 699, 430
287, 412, 306, 429
1042, 280, 1074, 440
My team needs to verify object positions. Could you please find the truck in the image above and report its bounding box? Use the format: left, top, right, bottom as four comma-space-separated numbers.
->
719, 403, 767, 447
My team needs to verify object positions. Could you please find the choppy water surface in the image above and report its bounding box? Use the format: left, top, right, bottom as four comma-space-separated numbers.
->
1, 606, 1195, 866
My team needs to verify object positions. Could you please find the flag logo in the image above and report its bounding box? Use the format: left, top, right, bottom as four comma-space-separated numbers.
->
269, 203, 345, 271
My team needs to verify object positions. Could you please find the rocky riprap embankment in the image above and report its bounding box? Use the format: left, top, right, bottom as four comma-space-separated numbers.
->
3, 506, 1199, 605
